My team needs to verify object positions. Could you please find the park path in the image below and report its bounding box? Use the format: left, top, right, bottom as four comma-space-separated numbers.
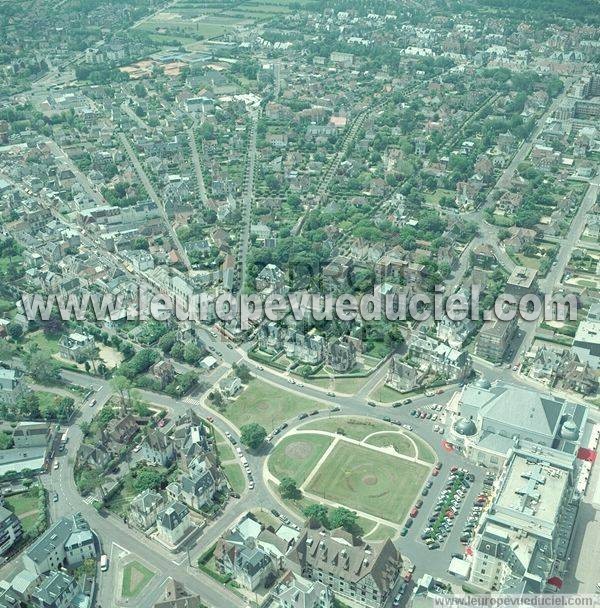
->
264, 425, 435, 533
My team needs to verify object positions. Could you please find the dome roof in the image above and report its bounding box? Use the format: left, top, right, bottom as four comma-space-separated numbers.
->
560, 418, 579, 441
454, 417, 477, 436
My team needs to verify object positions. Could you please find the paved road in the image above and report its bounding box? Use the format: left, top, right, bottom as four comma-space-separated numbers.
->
51, 373, 246, 608
516, 179, 599, 360
188, 124, 210, 208
234, 110, 259, 293
34, 318, 599, 606
118, 132, 192, 271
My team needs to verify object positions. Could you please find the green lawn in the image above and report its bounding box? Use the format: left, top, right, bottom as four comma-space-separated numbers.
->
413, 434, 437, 464
267, 481, 379, 537
299, 416, 395, 441
306, 441, 429, 524
268, 434, 333, 485
364, 523, 398, 542
215, 440, 235, 462
307, 375, 369, 394
121, 561, 155, 598
369, 381, 403, 403
4, 488, 42, 534
222, 379, 322, 432
26, 330, 60, 355
223, 463, 246, 493
364, 432, 416, 458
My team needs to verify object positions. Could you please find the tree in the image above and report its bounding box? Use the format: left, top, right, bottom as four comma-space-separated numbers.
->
303, 504, 329, 527
240, 423, 267, 450
210, 391, 224, 408
183, 343, 202, 366
329, 507, 359, 533
132, 468, 166, 493
158, 331, 177, 354
25, 349, 61, 384
6, 321, 23, 341
170, 342, 185, 361
97, 406, 116, 428
233, 363, 251, 383
111, 375, 133, 411
16, 393, 40, 419
0, 431, 13, 450
279, 477, 301, 499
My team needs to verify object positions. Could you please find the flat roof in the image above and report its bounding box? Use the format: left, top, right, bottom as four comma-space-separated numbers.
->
507, 265, 537, 289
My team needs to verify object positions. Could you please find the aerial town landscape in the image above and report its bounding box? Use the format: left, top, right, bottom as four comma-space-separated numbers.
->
0, 0, 599, 607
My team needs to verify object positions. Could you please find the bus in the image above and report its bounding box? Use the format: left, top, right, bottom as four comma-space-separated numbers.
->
100, 554, 108, 572
59, 430, 69, 451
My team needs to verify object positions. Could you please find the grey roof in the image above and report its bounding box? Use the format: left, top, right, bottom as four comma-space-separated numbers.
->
25, 513, 92, 567
131, 489, 163, 513
157, 501, 189, 531
31, 571, 76, 606
462, 382, 564, 439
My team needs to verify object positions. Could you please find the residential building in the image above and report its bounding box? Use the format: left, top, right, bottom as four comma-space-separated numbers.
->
327, 338, 357, 373
129, 489, 165, 531
153, 578, 205, 608
12, 422, 51, 448
387, 356, 426, 392
470, 447, 578, 593
257, 322, 286, 353
505, 266, 538, 298
0, 504, 22, 556
141, 429, 176, 467
272, 572, 334, 608
23, 513, 96, 576
285, 331, 324, 366
105, 414, 139, 445
475, 318, 517, 363
436, 314, 477, 350
0, 367, 25, 404
156, 501, 192, 546
408, 333, 472, 382
167, 455, 221, 511
287, 525, 402, 608
572, 320, 600, 370
215, 516, 276, 591
58, 332, 95, 361
29, 570, 80, 608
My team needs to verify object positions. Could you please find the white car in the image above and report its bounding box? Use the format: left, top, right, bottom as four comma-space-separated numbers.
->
225, 431, 232, 440
133, 444, 142, 452
53, 462, 59, 470
236, 447, 242, 455
248, 481, 255, 489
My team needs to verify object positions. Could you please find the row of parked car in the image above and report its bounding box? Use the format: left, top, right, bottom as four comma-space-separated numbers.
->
420, 467, 475, 550
459, 472, 494, 544
401, 463, 443, 537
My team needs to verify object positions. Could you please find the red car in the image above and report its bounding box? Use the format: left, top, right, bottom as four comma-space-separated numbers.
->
431, 468, 439, 476
157, 419, 165, 428
207, 416, 214, 423
410, 507, 419, 518
451, 465, 458, 472
404, 572, 412, 583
